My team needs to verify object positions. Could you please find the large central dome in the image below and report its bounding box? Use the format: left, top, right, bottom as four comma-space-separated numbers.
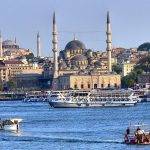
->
65, 40, 86, 51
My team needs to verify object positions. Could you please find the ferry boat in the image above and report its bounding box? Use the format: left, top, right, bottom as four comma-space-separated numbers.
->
23, 95, 47, 102
124, 124, 150, 145
48, 89, 139, 108
0, 118, 22, 131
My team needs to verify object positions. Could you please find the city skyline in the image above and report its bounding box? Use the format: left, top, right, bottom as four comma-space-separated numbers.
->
0, 0, 150, 56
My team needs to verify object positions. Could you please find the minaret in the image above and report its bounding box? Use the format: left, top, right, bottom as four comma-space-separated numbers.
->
0, 31, 3, 58
106, 11, 112, 72
37, 32, 41, 57
14, 37, 17, 43
52, 12, 58, 78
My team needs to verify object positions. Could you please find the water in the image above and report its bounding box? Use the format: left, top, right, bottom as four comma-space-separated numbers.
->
0, 101, 150, 150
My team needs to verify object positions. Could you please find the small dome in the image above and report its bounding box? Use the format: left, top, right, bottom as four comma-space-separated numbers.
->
3, 40, 16, 46
65, 40, 86, 51
2, 40, 19, 49
71, 54, 87, 61
94, 61, 102, 67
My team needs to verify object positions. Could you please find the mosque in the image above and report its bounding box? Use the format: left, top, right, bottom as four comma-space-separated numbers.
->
51, 12, 121, 90
0, 36, 32, 60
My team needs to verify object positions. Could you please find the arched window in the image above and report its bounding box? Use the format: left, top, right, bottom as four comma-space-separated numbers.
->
94, 84, 97, 89
74, 84, 77, 89
114, 83, 117, 87
81, 84, 84, 89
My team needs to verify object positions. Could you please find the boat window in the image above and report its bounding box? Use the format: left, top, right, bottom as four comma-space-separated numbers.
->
51, 94, 58, 97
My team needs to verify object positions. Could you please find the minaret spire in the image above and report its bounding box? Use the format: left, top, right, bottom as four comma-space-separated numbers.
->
14, 37, 17, 43
73, 33, 77, 40
107, 11, 110, 23
37, 32, 41, 57
106, 11, 112, 72
52, 11, 58, 78
0, 31, 3, 58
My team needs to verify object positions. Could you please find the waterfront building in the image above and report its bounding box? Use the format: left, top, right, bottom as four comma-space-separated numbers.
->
138, 73, 150, 89
122, 61, 135, 76
0, 59, 43, 82
57, 74, 120, 90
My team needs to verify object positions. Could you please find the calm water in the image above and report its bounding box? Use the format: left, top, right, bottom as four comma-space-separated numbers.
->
0, 101, 150, 150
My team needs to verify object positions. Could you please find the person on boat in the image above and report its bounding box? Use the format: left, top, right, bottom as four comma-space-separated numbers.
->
135, 127, 144, 144
17, 122, 19, 130
0, 121, 3, 129
143, 133, 150, 143
126, 127, 130, 135
124, 127, 130, 143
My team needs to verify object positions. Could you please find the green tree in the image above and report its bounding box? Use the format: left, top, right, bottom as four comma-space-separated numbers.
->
135, 55, 150, 73
0, 79, 3, 91
7, 79, 17, 90
112, 64, 122, 74
137, 42, 150, 52
121, 55, 150, 88
25, 53, 34, 61
121, 76, 135, 88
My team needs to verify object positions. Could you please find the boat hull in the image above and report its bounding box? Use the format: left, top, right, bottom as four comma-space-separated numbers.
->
49, 101, 136, 108
3, 124, 19, 131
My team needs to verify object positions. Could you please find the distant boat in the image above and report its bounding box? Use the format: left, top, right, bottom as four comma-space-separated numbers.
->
23, 95, 47, 102
48, 89, 139, 108
0, 118, 22, 131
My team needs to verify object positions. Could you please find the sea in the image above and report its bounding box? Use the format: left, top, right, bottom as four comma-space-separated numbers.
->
0, 101, 150, 150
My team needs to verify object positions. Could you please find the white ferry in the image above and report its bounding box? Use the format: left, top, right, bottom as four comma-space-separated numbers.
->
48, 89, 139, 108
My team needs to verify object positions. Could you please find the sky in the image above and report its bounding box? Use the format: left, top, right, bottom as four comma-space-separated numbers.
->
0, 0, 150, 57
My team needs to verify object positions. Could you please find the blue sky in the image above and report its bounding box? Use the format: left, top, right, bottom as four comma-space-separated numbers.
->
0, 0, 150, 56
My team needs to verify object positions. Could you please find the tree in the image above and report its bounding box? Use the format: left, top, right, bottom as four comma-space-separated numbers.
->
121, 55, 150, 88
25, 53, 34, 61
137, 42, 150, 52
7, 79, 17, 90
0, 79, 3, 91
135, 55, 150, 73
121, 76, 135, 88
112, 64, 122, 74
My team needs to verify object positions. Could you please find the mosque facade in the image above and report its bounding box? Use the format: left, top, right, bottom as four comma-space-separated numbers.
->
50, 12, 121, 90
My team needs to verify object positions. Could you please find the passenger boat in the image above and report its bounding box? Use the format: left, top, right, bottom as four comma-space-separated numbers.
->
124, 124, 150, 145
23, 95, 47, 102
48, 89, 139, 108
0, 118, 22, 131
